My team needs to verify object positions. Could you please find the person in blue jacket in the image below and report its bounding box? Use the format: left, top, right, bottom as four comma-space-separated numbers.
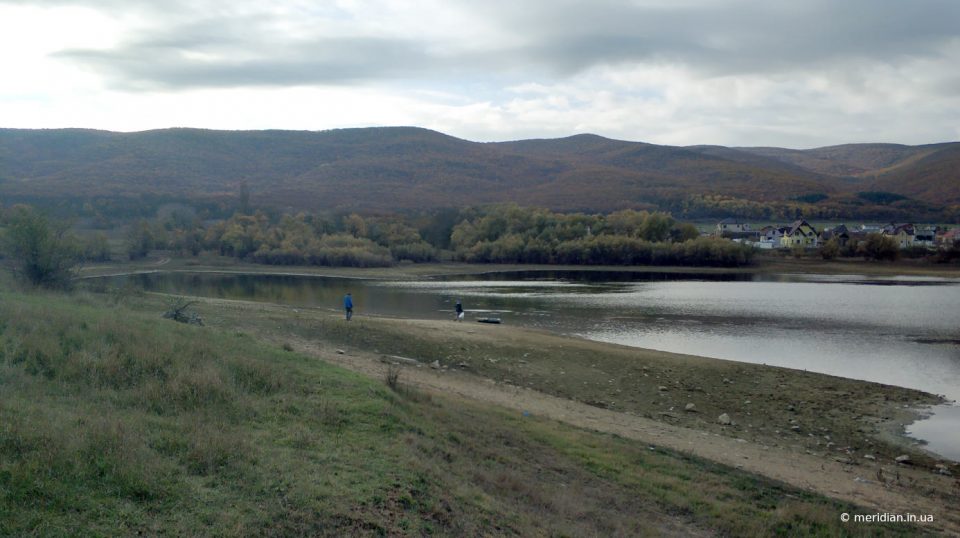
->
344, 292, 353, 321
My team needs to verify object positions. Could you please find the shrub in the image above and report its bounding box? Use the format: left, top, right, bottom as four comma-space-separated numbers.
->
2, 206, 82, 288
819, 239, 840, 260
859, 233, 900, 261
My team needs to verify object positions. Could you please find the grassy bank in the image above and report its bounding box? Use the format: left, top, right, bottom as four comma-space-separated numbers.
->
207, 300, 946, 468
0, 287, 932, 535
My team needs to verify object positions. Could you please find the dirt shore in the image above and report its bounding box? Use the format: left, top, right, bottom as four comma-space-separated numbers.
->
183, 296, 960, 534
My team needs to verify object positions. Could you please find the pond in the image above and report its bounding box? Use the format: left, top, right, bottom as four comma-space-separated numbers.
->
98, 269, 960, 461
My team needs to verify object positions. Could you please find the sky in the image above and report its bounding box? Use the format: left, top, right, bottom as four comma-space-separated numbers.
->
2, 0, 959, 148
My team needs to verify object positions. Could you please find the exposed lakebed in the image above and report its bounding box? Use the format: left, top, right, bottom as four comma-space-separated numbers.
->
98, 269, 960, 460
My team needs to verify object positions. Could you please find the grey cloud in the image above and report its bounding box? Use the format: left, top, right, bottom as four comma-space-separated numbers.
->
473, 0, 960, 75
58, 36, 437, 89
46, 0, 960, 90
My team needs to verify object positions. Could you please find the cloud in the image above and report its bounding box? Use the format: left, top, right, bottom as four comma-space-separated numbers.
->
41, 0, 960, 89
2, 0, 959, 145
58, 35, 439, 89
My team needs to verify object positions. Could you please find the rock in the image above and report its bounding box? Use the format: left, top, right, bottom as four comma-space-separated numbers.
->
658, 386, 668, 391
336, 349, 346, 355
684, 403, 696, 412
429, 360, 441, 370
934, 464, 951, 475
718, 413, 732, 425
863, 454, 876, 461
790, 425, 801, 432
894, 454, 911, 464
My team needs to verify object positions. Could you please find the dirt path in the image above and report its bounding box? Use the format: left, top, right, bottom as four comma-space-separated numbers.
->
282, 337, 959, 534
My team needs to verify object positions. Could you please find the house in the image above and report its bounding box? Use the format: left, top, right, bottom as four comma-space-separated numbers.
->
913, 226, 936, 248
820, 224, 851, 247
716, 218, 751, 236
780, 219, 819, 248
753, 225, 782, 249
938, 228, 960, 248
882, 223, 915, 249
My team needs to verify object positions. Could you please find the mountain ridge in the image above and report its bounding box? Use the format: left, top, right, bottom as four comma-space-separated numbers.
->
1, 127, 957, 216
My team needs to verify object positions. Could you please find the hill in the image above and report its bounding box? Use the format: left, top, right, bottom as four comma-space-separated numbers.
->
869, 143, 960, 205
0, 127, 957, 216
736, 142, 960, 205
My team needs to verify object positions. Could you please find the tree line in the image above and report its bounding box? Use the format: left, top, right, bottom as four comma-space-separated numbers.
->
2, 204, 756, 287
449, 205, 753, 267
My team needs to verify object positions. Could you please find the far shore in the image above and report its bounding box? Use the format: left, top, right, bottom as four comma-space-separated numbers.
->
77, 252, 960, 280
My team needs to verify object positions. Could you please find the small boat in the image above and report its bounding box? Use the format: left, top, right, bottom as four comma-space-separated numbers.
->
476, 317, 502, 324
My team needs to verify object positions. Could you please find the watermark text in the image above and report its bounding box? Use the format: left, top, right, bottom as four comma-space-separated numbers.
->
840, 512, 934, 524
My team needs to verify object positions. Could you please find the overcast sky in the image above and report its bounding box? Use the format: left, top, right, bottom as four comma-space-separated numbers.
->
2, 0, 958, 147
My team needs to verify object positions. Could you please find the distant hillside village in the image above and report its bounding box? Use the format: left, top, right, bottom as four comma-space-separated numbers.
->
715, 218, 960, 252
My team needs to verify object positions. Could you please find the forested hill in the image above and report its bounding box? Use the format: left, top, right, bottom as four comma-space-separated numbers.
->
0, 127, 957, 218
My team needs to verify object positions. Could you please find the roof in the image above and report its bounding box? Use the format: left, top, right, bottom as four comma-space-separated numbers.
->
787, 219, 815, 236
718, 217, 744, 225
883, 223, 915, 235
821, 224, 850, 240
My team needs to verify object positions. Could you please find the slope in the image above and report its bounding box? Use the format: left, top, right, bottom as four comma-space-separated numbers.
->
0, 127, 840, 212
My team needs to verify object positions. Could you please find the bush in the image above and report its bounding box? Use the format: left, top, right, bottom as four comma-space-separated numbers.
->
819, 239, 840, 260
859, 233, 900, 261
900, 246, 931, 259
2, 206, 82, 288
389, 241, 438, 263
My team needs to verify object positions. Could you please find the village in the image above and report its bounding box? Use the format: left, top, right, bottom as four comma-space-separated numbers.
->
715, 217, 960, 252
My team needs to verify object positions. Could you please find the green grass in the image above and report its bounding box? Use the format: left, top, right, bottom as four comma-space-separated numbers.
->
0, 286, 930, 536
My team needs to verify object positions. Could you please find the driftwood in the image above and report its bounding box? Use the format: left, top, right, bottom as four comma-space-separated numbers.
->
162, 297, 204, 325
379, 354, 420, 366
